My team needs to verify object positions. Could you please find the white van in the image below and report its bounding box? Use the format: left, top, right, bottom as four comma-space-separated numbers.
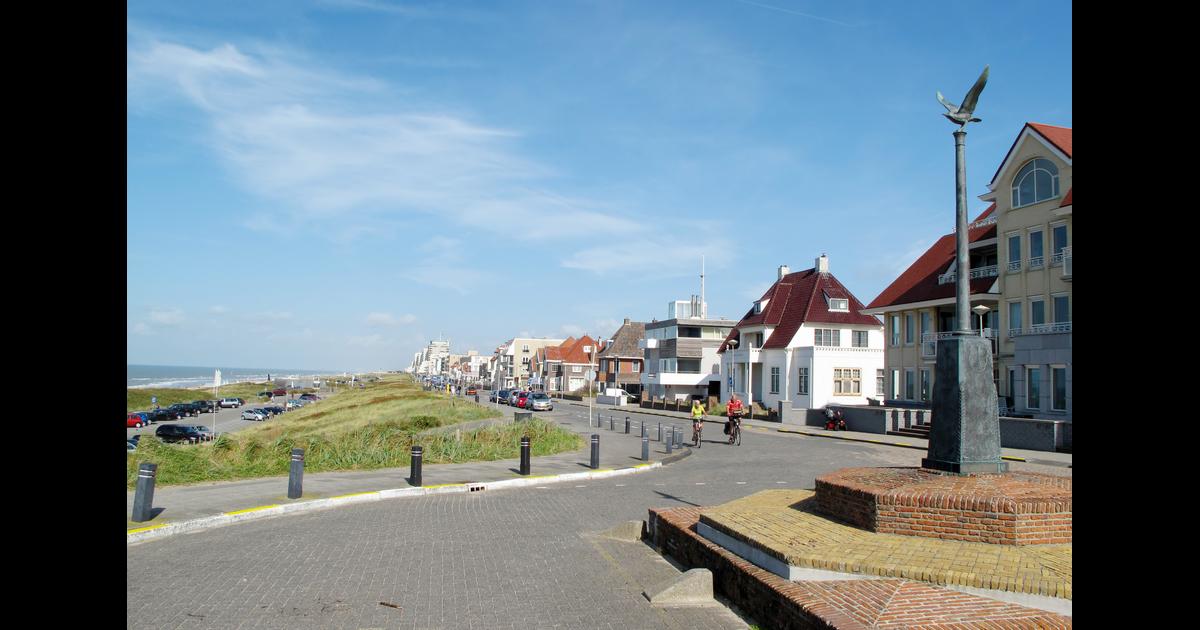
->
219, 397, 242, 408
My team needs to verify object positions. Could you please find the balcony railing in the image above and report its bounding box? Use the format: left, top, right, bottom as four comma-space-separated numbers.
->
937, 264, 999, 285
1028, 256, 1044, 270
1011, 321, 1072, 337
1007, 260, 1021, 273
921, 329, 997, 358
1062, 246, 1072, 279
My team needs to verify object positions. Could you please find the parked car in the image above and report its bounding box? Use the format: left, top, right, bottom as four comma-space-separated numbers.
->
190, 426, 214, 441
466, 386, 477, 395
127, 441, 137, 454
236, 398, 246, 405
127, 413, 148, 428
285, 400, 304, 410
264, 405, 285, 416
219, 398, 242, 408
527, 392, 553, 411
155, 424, 206, 444
192, 400, 218, 413
155, 407, 182, 421
497, 390, 512, 404
241, 409, 267, 421
141, 409, 171, 423
166, 403, 198, 418
272, 388, 287, 397
515, 391, 531, 408
299, 393, 320, 401
127, 435, 141, 447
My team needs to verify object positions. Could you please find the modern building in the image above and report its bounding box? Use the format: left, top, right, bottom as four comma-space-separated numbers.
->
596, 318, 646, 395
640, 299, 735, 402
414, 339, 451, 376
493, 337, 566, 390
718, 256, 885, 417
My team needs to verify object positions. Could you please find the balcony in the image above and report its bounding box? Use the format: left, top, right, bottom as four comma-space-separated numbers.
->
1007, 260, 1021, 273
937, 264, 999, 285
1061, 246, 1072, 280
1016, 321, 1072, 336
638, 338, 659, 349
921, 329, 997, 359
1028, 255, 1044, 270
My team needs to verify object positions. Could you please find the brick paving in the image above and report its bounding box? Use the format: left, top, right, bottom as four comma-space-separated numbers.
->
700, 489, 1071, 599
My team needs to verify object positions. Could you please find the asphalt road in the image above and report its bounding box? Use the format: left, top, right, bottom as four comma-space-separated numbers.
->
127, 394, 1070, 628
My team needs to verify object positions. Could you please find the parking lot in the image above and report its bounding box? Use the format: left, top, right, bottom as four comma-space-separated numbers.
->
126, 399, 300, 442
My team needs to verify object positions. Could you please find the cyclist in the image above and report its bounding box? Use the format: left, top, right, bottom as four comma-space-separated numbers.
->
725, 394, 745, 445
690, 398, 706, 447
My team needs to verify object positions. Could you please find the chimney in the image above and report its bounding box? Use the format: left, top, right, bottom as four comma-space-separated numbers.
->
816, 254, 829, 274
624, 318, 631, 325
778, 264, 790, 280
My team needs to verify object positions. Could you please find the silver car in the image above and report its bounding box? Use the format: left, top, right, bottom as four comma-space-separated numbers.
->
241, 409, 267, 421
527, 392, 553, 411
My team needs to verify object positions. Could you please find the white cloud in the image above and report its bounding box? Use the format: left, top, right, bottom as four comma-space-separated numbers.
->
366, 312, 417, 327
148, 307, 185, 325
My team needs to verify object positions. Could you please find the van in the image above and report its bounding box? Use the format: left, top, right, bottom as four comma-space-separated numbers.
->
219, 397, 242, 408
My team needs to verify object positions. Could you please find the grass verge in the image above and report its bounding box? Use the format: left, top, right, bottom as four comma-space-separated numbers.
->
127, 376, 584, 487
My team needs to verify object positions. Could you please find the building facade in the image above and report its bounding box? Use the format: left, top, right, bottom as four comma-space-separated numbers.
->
640, 299, 735, 402
596, 318, 646, 395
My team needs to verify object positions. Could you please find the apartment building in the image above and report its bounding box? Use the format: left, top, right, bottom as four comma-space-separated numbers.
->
719, 256, 884, 415
640, 299, 735, 402
493, 337, 566, 390
862, 207, 1002, 405
986, 123, 1072, 419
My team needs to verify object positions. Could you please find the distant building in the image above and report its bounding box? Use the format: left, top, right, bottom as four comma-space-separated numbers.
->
640, 298, 734, 402
596, 318, 646, 395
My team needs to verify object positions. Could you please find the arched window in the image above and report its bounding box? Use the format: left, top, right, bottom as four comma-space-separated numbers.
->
1011, 158, 1060, 208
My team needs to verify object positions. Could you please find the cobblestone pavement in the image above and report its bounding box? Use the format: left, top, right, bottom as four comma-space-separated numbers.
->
127, 402, 1069, 628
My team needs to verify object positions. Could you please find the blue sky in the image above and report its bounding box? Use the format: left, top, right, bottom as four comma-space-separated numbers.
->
127, 0, 1072, 372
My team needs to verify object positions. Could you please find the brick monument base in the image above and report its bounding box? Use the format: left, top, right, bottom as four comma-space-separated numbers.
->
814, 467, 1071, 545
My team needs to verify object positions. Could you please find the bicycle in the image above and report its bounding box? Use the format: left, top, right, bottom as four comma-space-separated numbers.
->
692, 418, 703, 448
727, 413, 743, 446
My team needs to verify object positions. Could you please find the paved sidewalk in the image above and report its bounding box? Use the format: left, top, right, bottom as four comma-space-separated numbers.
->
570, 401, 1073, 468
128, 404, 691, 530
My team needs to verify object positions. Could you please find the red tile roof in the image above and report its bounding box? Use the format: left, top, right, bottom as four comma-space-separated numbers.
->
718, 266, 882, 352
1060, 187, 1072, 207
990, 122, 1072, 188
866, 205, 998, 310
560, 335, 598, 365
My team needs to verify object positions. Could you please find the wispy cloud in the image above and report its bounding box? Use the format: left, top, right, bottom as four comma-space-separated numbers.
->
366, 312, 417, 327
148, 307, 185, 325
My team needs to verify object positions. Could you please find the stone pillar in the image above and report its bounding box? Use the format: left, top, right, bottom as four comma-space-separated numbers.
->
922, 335, 1008, 474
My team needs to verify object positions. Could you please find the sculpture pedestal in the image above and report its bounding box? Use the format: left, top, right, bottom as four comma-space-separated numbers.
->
923, 334, 1008, 474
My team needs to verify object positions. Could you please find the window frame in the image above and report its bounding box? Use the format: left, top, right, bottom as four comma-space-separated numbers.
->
833, 368, 861, 396
1010, 158, 1061, 208
770, 367, 780, 394
852, 330, 869, 348
1026, 366, 1042, 410
797, 367, 809, 395
1051, 365, 1067, 411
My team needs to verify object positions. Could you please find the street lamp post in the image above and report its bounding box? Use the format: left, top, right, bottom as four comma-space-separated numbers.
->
972, 304, 991, 337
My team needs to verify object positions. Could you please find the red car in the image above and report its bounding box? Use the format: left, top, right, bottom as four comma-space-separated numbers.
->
127, 413, 148, 428
516, 392, 530, 408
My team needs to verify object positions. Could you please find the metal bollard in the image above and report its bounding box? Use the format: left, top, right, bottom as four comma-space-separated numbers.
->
657, 422, 662, 442
642, 434, 650, 461
641, 423, 647, 438
131, 463, 158, 522
625, 417, 630, 434
410, 445, 423, 487
666, 430, 673, 455
590, 434, 600, 469
609, 415, 614, 431
675, 426, 683, 448
520, 435, 531, 476
288, 448, 305, 499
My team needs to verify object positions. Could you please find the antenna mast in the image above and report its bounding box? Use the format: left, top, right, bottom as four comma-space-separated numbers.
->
700, 255, 706, 318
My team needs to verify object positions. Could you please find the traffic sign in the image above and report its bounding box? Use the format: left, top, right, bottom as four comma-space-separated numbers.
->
586, 370, 596, 380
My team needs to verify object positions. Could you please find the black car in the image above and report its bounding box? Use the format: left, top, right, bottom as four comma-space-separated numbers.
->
192, 400, 218, 413
497, 389, 513, 404
127, 434, 141, 447
165, 403, 198, 418
142, 409, 172, 423
155, 424, 206, 443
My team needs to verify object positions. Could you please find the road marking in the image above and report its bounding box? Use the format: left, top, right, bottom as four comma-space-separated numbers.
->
1001, 456, 1027, 462
615, 484, 626, 487
224, 504, 280, 516
695, 482, 706, 485
536, 486, 549, 489
736, 482, 747, 485
575, 485, 587, 488
127, 523, 167, 534
775, 481, 787, 484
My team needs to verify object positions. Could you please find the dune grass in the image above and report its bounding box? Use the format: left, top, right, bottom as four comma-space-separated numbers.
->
127, 375, 584, 488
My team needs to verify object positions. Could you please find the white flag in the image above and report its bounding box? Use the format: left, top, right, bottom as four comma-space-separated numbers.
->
214, 369, 222, 387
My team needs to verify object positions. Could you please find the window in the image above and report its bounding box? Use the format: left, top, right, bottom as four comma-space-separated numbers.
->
522, 344, 529, 352
1053, 295, 1070, 324
904, 369, 915, 400
828, 297, 849, 311
614, 359, 621, 372
852, 330, 869, 348
1029, 230, 1044, 268
1008, 301, 1022, 336
572, 365, 581, 373
920, 369, 931, 402
1007, 368, 1016, 403
659, 358, 676, 373
890, 315, 901, 346
876, 369, 885, 396
891, 369, 900, 398
770, 367, 780, 394
797, 367, 809, 395
1011, 158, 1060, 208
1007, 234, 1022, 272
814, 329, 841, 346
1026, 367, 1041, 409
600, 359, 608, 372
753, 332, 764, 348
1052, 366, 1067, 411
833, 368, 861, 395
1052, 224, 1068, 263
905, 314, 914, 345
920, 312, 931, 338
631, 361, 639, 372
1030, 298, 1045, 327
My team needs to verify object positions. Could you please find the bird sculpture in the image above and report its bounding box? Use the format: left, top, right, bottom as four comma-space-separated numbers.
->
937, 65, 989, 128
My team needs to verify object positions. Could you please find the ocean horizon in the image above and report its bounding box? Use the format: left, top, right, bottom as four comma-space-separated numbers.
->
127, 364, 348, 389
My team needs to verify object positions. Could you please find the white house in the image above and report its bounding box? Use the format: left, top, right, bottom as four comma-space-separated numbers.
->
719, 256, 885, 419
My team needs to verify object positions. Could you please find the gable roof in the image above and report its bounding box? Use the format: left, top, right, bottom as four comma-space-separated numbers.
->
1059, 187, 1072, 207
866, 205, 999, 310
560, 335, 598, 365
597, 320, 646, 359
989, 122, 1072, 190
718, 265, 882, 353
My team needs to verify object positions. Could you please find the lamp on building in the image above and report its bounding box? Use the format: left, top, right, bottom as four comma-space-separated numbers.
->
971, 304, 990, 337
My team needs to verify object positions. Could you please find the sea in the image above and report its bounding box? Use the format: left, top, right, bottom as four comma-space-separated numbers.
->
127, 364, 342, 390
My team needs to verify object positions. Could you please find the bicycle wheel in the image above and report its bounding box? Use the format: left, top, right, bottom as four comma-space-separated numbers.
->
736, 424, 742, 445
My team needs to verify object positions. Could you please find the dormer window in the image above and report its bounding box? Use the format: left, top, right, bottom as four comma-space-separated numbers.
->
828, 298, 849, 312
753, 300, 768, 314
1011, 158, 1060, 208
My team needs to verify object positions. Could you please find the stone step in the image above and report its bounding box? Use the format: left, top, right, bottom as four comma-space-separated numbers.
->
888, 426, 931, 438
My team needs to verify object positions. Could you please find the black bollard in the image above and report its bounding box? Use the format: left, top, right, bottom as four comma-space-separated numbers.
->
642, 434, 650, 461
131, 462, 157, 523
590, 434, 600, 469
609, 415, 614, 431
641, 422, 647, 438
657, 422, 662, 442
666, 429, 673, 455
520, 436, 531, 476
624, 417, 630, 434
410, 445, 423, 486
287, 448, 305, 499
